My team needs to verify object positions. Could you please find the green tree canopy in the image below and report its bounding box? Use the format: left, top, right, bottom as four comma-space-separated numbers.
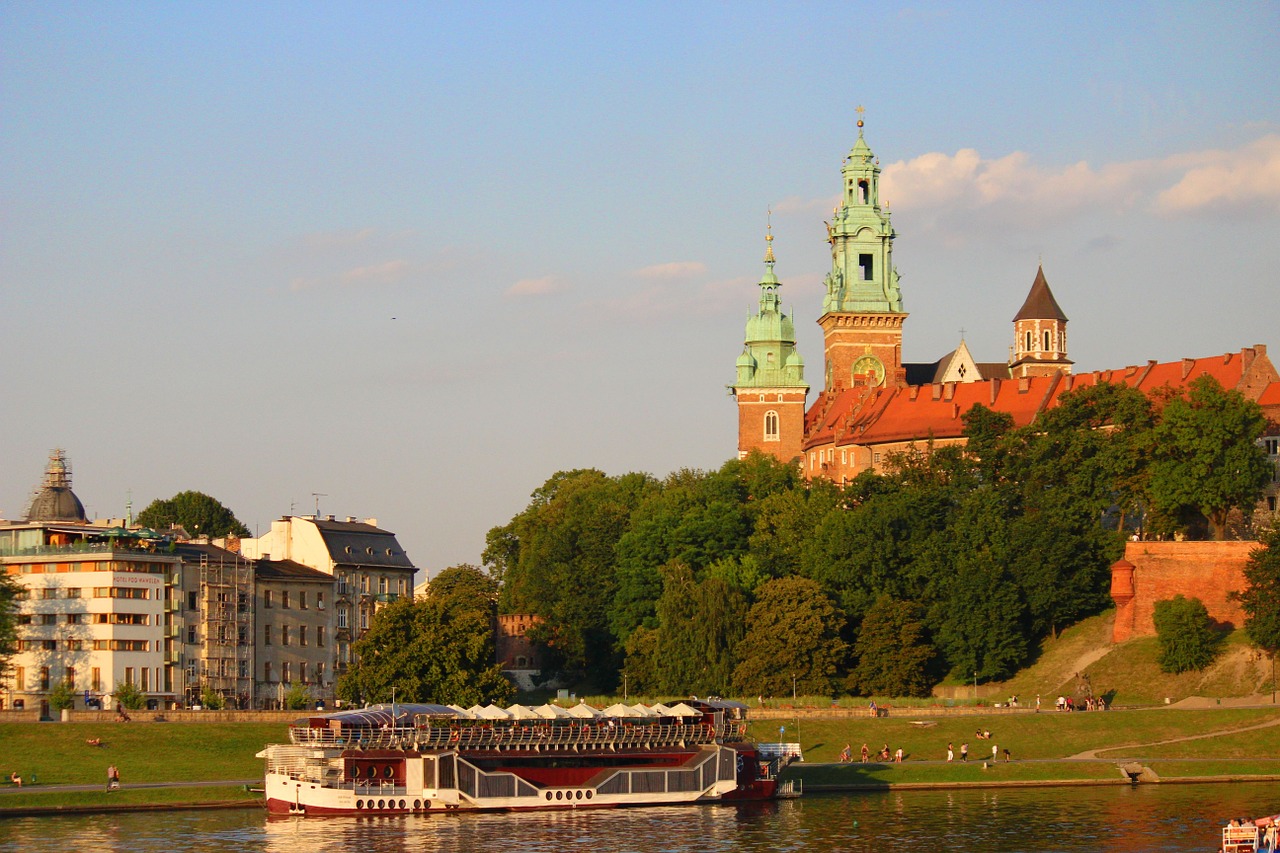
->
731, 576, 847, 698
1147, 376, 1272, 539
337, 589, 513, 707
0, 572, 18, 682
1238, 525, 1280, 657
136, 490, 251, 538
1153, 595, 1223, 673
851, 596, 938, 698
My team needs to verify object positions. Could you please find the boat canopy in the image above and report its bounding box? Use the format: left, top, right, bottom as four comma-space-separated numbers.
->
296, 702, 459, 729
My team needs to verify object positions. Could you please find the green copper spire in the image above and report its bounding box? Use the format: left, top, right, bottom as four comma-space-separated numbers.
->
732, 222, 808, 391
822, 110, 903, 314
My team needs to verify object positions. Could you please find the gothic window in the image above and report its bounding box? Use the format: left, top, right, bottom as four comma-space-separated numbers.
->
1025, 330, 1033, 353
764, 411, 780, 441
859, 254, 873, 282
1043, 330, 1051, 351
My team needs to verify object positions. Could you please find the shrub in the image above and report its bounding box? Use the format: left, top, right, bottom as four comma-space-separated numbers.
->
113, 679, 147, 710
47, 680, 77, 711
1153, 595, 1223, 673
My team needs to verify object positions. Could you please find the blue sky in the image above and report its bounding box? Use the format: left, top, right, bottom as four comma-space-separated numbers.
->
3, 2, 1278, 574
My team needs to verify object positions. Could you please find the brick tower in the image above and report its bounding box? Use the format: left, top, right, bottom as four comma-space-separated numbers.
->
1009, 265, 1072, 378
818, 112, 907, 392
730, 224, 809, 462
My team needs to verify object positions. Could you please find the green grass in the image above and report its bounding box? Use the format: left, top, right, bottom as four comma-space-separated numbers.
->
0, 722, 286, 787
748, 707, 1280, 763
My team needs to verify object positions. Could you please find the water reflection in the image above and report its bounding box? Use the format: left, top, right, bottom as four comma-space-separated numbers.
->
1, 783, 1273, 853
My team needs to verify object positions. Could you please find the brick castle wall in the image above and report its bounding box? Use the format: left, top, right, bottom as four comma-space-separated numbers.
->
1110, 540, 1256, 643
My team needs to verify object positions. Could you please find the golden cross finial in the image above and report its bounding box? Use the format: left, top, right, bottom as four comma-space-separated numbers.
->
764, 208, 775, 263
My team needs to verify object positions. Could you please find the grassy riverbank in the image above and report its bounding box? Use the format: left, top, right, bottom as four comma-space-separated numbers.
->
3, 707, 1279, 813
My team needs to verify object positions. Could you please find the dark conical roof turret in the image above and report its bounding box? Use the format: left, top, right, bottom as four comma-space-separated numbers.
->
1013, 265, 1068, 322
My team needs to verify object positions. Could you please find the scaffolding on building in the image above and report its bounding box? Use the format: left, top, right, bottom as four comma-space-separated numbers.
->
195, 551, 254, 708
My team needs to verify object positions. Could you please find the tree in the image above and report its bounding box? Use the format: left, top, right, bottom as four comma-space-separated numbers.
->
1153, 595, 1223, 673
284, 681, 312, 710
137, 490, 251, 538
199, 686, 226, 710
337, 593, 513, 707
852, 596, 938, 698
1238, 525, 1280, 664
113, 680, 147, 710
47, 680, 77, 712
732, 577, 848, 698
0, 573, 18, 682
1147, 376, 1272, 539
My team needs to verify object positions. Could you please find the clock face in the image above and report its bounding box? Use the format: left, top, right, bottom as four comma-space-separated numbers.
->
852, 354, 885, 387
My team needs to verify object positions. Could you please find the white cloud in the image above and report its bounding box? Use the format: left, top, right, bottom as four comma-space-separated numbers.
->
506, 275, 567, 297
633, 261, 707, 279
845, 133, 1280, 239
290, 259, 414, 291
1155, 135, 1280, 215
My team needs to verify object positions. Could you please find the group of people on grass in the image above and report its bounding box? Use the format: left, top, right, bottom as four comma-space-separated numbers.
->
838, 743, 903, 763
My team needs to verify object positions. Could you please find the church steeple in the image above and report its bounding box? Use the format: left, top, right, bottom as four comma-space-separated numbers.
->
1009, 265, 1072, 378
817, 110, 908, 393
730, 221, 809, 463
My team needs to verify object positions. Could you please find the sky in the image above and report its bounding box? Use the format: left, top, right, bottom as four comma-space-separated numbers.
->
3, 2, 1278, 576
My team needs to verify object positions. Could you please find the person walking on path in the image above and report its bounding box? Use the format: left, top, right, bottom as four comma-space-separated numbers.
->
992, 744, 999, 762
861, 743, 869, 763
947, 743, 954, 762
106, 764, 119, 791
960, 742, 968, 762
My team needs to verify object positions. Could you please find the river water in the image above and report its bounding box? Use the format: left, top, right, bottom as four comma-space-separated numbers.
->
1, 782, 1274, 851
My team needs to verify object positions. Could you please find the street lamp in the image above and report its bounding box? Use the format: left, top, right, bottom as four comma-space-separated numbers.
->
974, 672, 978, 703
792, 673, 797, 702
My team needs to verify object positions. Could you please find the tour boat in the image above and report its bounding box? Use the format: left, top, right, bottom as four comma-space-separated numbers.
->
259, 698, 801, 816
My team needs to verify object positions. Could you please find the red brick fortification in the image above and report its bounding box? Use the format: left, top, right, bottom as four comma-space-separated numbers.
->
1110, 540, 1257, 643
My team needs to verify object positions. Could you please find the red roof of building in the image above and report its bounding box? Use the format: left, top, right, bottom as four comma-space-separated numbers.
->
807, 347, 1276, 452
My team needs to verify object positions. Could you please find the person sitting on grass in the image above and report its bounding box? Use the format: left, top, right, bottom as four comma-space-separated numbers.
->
9, 771, 21, 787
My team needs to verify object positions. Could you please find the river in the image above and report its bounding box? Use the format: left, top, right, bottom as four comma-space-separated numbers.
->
1, 782, 1274, 851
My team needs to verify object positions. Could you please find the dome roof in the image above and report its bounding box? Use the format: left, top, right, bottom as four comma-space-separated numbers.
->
26, 487, 87, 523
24, 449, 87, 523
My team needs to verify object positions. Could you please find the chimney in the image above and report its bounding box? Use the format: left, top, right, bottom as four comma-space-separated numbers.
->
989, 378, 1001, 405
931, 384, 943, 401
943, 383, 955, 401
345, 516, 356, 523
1181, 358, 1195, 380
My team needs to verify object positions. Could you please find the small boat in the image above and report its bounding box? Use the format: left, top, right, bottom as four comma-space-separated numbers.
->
1222, 814, 1278, 853
259, 698, 801, 816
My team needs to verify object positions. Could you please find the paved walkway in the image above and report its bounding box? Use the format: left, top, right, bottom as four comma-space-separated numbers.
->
0, 779, 258, 796
1068, 716, 1280, 760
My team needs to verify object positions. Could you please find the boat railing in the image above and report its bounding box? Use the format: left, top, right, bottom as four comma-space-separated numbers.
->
288, 719, 747, 751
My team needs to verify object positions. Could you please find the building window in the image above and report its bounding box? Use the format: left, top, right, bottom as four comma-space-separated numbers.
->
317, 626, 325, 647
40, 667, 50, 690
337, 607, 348, 629
1025, 330, 1032, 352
282, 662, 291, 683
282, 591, 290, 609
299, 663, 308, 684
187, 625, 197, 643
66, 588, 80, 599
264, 625, 272, 646
123, 667, 134, 688
263, 590, 273, 608
66, 613, 81, 625
859, 254, 873, 281
764, 410, 779, 441
299, 626, 308, 647
1263, 438, 1278, 455
264, 662, 272, 682
15, 667, 23, 691
316, 592, 325, 610
281, 626, 290, 646
65, 666, 75, 687
361, 575, 370, 594
317, 662, 325, 684
857, 179, 869, 204
40, 614, 56, 625
1043, 329, 1051, 351
91, 667, 101, 692
378, 576, 388, 595
359, 609, 369, 630
41, 588, 57, 600
141, 668, 149, 692
238, 660, 248, 678
299, 591, 307, 609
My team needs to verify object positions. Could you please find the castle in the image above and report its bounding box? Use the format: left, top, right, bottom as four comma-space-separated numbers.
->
731, 118, 1280, 489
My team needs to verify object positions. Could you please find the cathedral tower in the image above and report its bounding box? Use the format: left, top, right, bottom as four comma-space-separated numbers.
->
730, 224, 809, 462
818, 112, 907, 392
1009, 265, 1072, 378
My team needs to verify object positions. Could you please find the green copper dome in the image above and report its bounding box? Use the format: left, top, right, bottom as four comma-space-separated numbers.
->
731, 231, 809, 392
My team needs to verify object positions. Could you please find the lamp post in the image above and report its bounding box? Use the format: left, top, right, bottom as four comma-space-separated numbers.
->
974, 672, 978, 703
791, 673, 797, 702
